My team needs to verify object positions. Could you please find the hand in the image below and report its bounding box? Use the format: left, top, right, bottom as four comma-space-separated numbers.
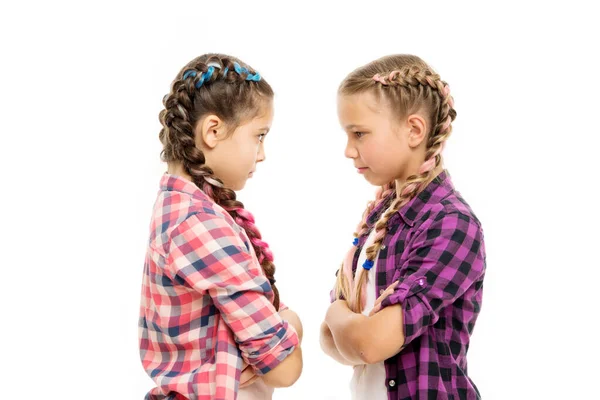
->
239, 361, 260, 388
368, 280, 399, 317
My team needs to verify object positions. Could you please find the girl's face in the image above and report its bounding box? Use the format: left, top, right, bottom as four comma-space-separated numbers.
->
338, 91, 416, 187
202, 101, 273, 191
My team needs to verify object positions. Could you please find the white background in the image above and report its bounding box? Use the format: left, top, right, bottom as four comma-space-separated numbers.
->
1, 1, 599, 399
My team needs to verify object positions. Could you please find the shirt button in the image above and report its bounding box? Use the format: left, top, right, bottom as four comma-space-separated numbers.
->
381, 245, 386, 250
388, 379, 396, 387
418, 278, 426, 286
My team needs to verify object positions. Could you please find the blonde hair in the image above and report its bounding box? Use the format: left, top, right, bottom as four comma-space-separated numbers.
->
334, 55, 456, 313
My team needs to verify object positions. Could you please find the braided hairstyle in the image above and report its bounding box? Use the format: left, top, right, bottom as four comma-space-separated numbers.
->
159, 53, 281, 310
334, 55, 457, 313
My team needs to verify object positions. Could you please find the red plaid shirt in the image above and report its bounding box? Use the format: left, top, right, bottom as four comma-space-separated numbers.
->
139, 174, 299, 400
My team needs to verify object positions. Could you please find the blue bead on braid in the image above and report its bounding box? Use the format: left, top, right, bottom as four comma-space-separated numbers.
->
362, 259, 374, 270
222, 67, 229, 76
182, 70, 197, 80
353, 237, 359, 246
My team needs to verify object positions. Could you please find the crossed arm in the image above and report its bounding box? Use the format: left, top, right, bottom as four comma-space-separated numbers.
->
320, 282, 405, 365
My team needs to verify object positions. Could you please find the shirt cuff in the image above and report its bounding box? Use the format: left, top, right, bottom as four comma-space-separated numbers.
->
245, 320, 299, 375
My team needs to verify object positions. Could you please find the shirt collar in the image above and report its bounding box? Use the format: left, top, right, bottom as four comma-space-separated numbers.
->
159, 173, 210, 202
366, 170, 454, 228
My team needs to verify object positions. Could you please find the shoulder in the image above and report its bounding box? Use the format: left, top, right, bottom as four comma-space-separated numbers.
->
155, 192, 250, 257
414, 190, 483, 235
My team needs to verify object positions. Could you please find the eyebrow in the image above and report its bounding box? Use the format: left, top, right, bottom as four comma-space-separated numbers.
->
259, 127, 270, 133
345, 124, 368, 130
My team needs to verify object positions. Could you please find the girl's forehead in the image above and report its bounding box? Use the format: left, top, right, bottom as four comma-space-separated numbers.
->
338, 92, 387, 122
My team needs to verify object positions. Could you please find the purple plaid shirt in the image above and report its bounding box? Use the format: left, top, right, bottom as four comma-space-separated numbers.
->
338, 170, 486, 399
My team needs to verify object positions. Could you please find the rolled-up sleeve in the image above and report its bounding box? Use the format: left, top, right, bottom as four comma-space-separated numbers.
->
168, 213, 299, 375
381, 211, 485, 346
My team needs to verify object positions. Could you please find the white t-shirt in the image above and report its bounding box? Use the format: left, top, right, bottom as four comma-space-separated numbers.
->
350, 228, 388, 400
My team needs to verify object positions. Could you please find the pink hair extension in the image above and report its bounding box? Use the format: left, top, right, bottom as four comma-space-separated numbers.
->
419, 157, 437, 175
419, 143, 445, 174
441, 115, 452, 133
372, 73, 388, 85
201, 182, 214, 199
222, 204, 274, 264
442, 84, 450, 96
401, 182, 419, 197
443, 84, 455, 108
388, 70, 401, 81
235, 207, 255, 224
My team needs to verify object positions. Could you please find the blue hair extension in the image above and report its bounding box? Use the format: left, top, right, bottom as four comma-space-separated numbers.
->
203, 66, 215, 81
195, 74, 206, 89
246, 72, 261, 82
233, 62, 249, 75
182, 70, 197, 80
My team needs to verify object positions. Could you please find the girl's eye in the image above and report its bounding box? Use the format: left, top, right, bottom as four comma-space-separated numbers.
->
258, 133, 266, 142
354, 131, 365, 138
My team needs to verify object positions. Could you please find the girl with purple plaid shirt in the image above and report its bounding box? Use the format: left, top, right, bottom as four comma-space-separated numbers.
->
139, 54, 303, 400
320, 55, 486, 400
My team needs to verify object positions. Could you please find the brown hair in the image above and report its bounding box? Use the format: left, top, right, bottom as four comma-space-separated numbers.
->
159, 53, 280, 309
335, 55, 456, 313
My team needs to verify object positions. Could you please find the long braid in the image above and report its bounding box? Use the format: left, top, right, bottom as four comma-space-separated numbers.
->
355, 183, 395, 238
335, 57, 457, 314
159, 54, 280, 309
335, 183, 394, 305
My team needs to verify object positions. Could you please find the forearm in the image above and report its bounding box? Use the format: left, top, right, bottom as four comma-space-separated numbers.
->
319, 321, 356, 366
256, 309, 303, 388
325, 300, 369, 364
261, 346, 303, 388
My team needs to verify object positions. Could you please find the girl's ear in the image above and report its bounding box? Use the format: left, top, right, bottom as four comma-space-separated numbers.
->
196, 114, 226, 149
406, 114, 427, 148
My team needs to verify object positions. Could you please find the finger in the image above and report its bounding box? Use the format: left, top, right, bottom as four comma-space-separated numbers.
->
373, 285, 395, 308
369, 301, 384, 316
370, 282, 400, 315
376, 281, 400, 304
